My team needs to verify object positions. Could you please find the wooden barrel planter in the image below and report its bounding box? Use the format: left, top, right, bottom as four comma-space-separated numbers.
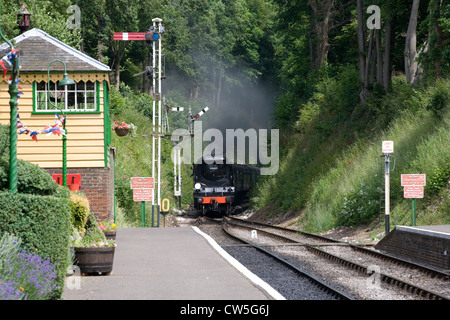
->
103, 230, 116, 240
74, 247, 115, 275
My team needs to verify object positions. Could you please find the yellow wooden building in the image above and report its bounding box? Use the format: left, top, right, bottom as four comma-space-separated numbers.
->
0, 28, 113, 220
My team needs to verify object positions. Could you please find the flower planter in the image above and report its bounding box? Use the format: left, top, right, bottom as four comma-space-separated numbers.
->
68, 183, 80, 192
103, 230, 116, 241
74, 246, 115, 275
114, 128, 129, 136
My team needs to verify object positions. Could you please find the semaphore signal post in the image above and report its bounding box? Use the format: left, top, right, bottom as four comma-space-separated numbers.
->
114, 18, 165, 227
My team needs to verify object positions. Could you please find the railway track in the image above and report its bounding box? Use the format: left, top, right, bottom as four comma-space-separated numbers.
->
221, 221, 354, 300
223, 216, 450, 300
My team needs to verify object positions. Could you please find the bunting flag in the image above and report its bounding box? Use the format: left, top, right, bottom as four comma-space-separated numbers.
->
4, 49, 66, 143
17, 113, 66, 142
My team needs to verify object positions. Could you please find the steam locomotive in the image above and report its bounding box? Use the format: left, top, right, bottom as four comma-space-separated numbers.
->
193, 156, 260, 216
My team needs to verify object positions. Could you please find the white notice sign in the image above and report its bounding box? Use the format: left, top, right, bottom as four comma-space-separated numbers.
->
382, 141, 394, 153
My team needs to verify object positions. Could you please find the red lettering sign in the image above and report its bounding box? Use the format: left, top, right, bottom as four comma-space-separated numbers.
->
133, 188, 153, 202
130, 177, 154, 189
404, 186, 424, 199
401, 174, 426, 186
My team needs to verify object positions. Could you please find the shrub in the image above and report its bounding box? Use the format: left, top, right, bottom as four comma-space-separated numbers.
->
0, 233, 58, 300
427, 81, 449, 118
0, 191, 70, 300
69, 193, 90, 235
0, 125, 58, 196
337, 182, 381, 226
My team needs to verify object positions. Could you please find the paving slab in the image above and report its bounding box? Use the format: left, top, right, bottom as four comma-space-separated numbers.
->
63, 227, 281, 300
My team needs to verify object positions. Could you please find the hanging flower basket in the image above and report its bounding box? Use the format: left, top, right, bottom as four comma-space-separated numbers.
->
113, 121, 129, 136
114, 128, 129, 136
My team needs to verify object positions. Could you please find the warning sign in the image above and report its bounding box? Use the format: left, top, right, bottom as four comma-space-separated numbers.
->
133, 188, 153, 202
404, 186, 424, 199
401, 174, 426, 187
131, 177, 154, 189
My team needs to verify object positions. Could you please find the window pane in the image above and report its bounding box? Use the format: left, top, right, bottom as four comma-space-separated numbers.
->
36, 81, 46, 91
34, 80, 97, 112
86, 81, 94, 90
76, 81, 85, 91
66, 84, 76, 110
36, 92, 46, 110
86, 92, 95, 110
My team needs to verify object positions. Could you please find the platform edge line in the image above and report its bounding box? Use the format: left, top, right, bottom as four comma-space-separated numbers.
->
191, 226, 286, 300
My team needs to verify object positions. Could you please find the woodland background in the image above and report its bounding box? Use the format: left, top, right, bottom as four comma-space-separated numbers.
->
1, 0, 448, 231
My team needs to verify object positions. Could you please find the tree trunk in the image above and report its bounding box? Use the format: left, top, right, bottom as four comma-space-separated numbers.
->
364, 29, 374, 89
431, 0, 444, 76
142, 52, 151, 94
113, 49, 125, 91
405, 0, 420, 84
114, 59, 121, 91
97, 16, 104, 62
356, 0, 368, 102
375, 28, 383, 86
383, 18, 393, 90
216, 71, 222, 110
308, 0, 334, 69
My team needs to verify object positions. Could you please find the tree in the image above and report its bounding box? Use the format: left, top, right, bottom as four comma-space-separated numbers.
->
308, 0, 334, 69
420, 0, 449, 78
75, 0, 108, 62
105, 0, 138, 90
405, 0, 421, 84
1, 0, 81, 48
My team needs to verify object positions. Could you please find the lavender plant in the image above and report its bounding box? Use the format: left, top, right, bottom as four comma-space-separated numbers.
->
0, 233, 57, 300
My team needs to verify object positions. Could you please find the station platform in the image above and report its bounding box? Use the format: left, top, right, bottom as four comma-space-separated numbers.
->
62, 227, 284, 300
376, 225, 450, 272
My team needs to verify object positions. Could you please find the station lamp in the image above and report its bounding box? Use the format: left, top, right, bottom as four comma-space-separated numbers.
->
47, 59, 76, 187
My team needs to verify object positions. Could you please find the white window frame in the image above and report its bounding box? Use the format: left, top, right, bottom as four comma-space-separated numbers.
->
34, 80, 98, 113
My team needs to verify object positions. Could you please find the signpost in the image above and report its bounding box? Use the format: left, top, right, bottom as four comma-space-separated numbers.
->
160, 198, 170, 227
381, 141, 394, 235
401, 174, 426, 226
115, 18, 165, 228
133, 188, 153, 202
131, 177, 154, 227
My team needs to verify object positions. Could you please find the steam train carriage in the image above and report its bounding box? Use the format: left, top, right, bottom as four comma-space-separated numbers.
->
193, 156, 260, 215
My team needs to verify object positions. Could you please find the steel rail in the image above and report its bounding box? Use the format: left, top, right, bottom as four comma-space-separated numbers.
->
228, 216, 450, 279
222, 220, 355, 300
224, 217, 449, 300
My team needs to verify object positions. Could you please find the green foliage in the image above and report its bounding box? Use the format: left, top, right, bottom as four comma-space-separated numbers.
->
0, 191, 71, 299
428, 165, 450, 195
427, 80, 449, 118
253, 78, 450, 233
69, 193, 90, 235
1, 0, 81, 47
0, 125, 71, 299
0, 125, 59, 196
338, 182, 381, 227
